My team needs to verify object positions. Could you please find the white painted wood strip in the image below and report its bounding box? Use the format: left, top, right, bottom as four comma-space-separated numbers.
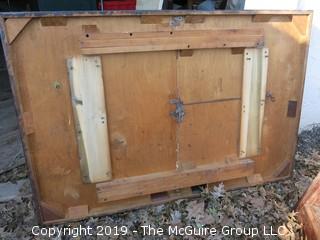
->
67, 56, 112, 183
246, 49, 260, 157
240, 49, 253, 158
259, 48, 269, 146
240, 48, 269, 158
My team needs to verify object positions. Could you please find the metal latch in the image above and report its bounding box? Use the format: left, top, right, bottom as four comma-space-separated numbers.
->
170, 98, 185, 123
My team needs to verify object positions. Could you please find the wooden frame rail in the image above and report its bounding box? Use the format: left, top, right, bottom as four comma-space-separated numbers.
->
96, 159, 254, 202
80, 29, 264, 54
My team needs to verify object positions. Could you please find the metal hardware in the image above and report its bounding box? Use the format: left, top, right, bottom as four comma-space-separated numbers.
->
266, 91, 276, 102
184, 97, 241, 106
287, 100, 297, 118
170, 16, 184, 27
73, 97, 83, 105
170, 98, 185, 123
256, 40, 265, 49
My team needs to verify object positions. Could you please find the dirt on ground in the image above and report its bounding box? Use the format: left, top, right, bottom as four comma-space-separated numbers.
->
0, 92, 319, 239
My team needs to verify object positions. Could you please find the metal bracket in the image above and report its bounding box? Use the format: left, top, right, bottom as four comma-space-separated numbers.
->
170, 16, 184, 27
170, 98, 185, 123
266, 91, 276, 102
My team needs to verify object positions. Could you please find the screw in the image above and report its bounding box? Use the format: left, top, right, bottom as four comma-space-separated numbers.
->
53, 81, 62, 89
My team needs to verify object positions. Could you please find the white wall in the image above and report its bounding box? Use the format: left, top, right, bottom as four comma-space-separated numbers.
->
245, 0, 320, 129
245, 0, 299, 10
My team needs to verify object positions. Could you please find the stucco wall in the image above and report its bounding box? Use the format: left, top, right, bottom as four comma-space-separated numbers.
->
245, 0, 320, 129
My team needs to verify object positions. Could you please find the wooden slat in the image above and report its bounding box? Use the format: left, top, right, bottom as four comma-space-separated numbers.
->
292, 15, 309, 36
82, 28, 264, 40
67, 56, 112, 183
297, 172, 320, 240
40, 17, 67, 26
298, 172, 320, 212
80, 29, 264, 55
239, 50, 253, 158
240, 48, 269, 158
96, 159, 255, 202
252, 14, 293, 23
4, 17, 32, 44
259, 48, 269, 146
300, 205, 320, 240
66, 205, 89, 219
40, 202, 64, 222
